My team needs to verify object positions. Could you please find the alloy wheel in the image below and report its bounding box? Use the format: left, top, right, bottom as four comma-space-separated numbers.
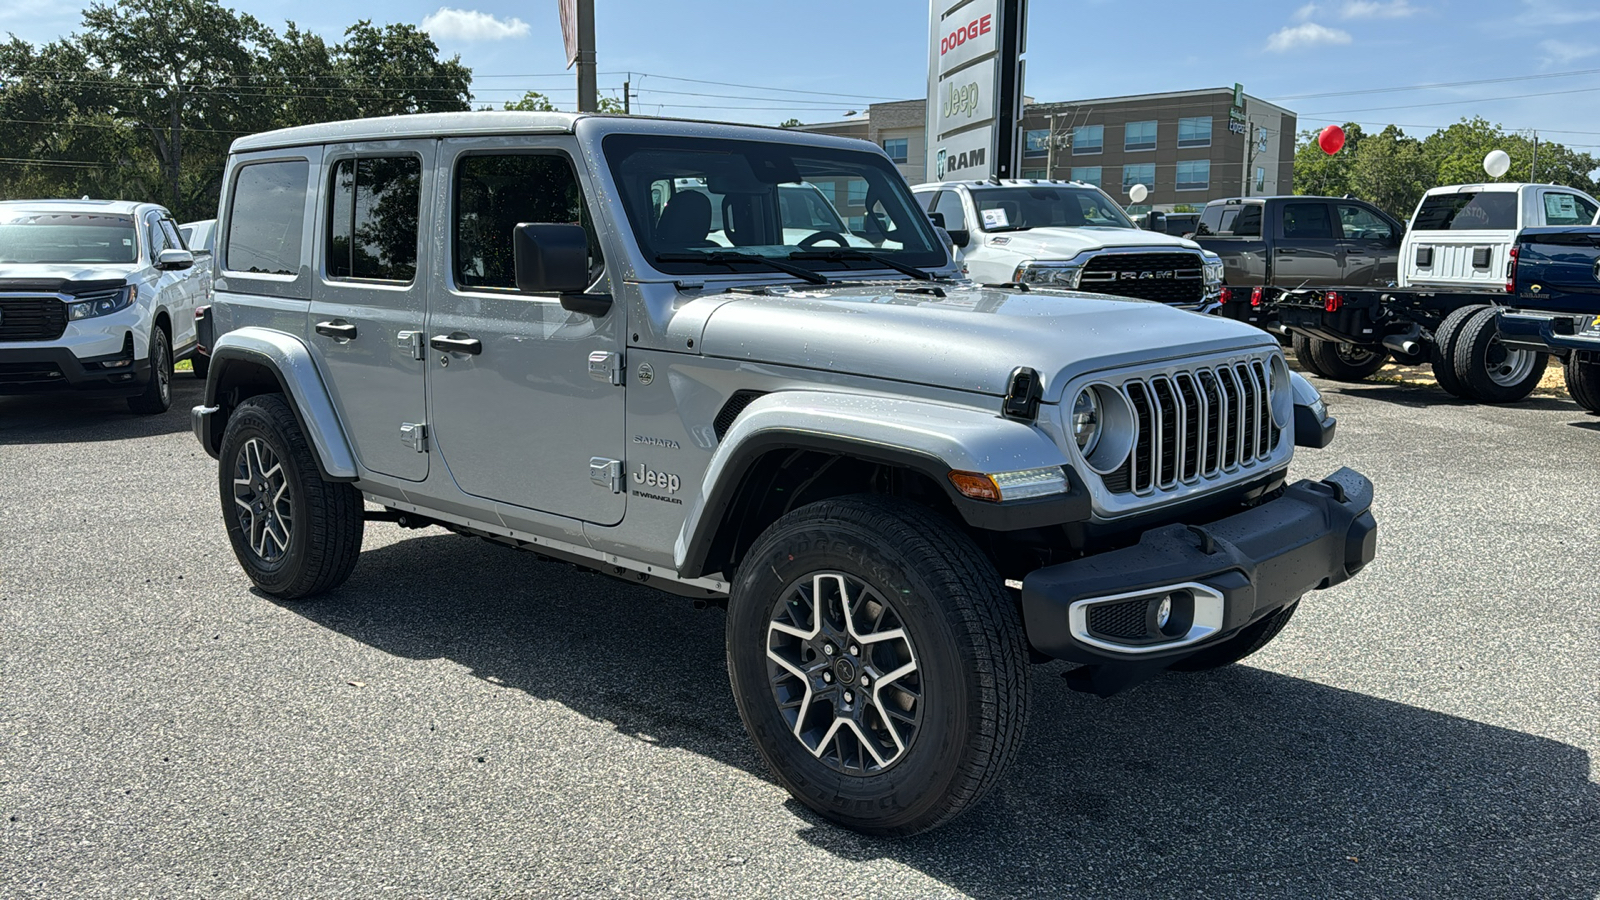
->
765, 572, 922, 774
232, 437, 293, 562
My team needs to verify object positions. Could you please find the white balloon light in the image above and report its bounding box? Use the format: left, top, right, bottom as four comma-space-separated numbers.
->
1484, 149, 1512, 179
1128, 183, 1149, 204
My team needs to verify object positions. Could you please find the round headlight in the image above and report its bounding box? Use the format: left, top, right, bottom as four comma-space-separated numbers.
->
1071, 388, 1102, 455
1269, 355, 1293, 428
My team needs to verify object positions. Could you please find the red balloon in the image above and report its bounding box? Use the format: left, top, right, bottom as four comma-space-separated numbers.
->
1318, 125, 1346, 155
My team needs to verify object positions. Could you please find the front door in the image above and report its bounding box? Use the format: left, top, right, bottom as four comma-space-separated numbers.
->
307, 141, 434, 482
425, 138, 627, 526
1334, 202, 1399, 286
1273, 200, 1343, 285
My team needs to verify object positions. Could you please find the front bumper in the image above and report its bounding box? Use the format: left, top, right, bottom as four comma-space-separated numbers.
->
0, 341, 151, 396
1022, 467, 1375, 667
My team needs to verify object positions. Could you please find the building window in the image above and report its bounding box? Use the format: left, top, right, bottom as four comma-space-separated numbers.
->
1255, 167, 1266, 192
1023, 129, 1049, 158
1071, 166, 1102, 187
1021, 168, 1047, 179
1072, 124, 1103, 155
1176, 160, 1210, 191
1124, 120, 1157, 152
1178, 117, 1213, 148
1122, 163, 1155, 191
846, 181, 868, 206
883, 138, 908, 163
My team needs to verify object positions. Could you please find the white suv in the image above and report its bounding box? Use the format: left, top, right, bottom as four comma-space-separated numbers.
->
0, 200, 208, 413
913, 180, 1224, 308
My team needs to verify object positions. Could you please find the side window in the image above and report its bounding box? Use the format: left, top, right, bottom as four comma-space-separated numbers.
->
453, 153, 601, 292
1280, 202, 1333, 239
146, 214, 169, 257
1542, 192, 1594, 226
915, 191, 938, 213
1232, 205, 1261, 237
1336, 204, 1394, 241
326, 156, 422, 282
1196, 204, 1226, 236
932, 191, 967, 231
226, 160, 310, 276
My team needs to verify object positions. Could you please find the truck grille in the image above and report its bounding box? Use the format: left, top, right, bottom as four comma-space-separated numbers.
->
1103, 359, 1281, 495
1078, 252, 1205, 305
0, 295, 68, 342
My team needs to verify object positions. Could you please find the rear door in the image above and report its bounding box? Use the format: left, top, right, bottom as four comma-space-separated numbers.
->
307, 141, 434, 482
1334, 201, 1400, 285
1272, 199, 1342, 285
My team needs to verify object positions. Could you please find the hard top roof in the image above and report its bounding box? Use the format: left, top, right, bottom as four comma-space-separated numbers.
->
0, 199, 157, 215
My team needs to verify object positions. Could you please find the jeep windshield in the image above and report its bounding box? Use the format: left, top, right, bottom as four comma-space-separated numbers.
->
603, 133, 946, 278
0, 211, 139, 265
969, 185, 1135, 232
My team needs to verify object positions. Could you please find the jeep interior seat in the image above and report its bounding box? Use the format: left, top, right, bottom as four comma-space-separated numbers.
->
656, 190, 715, 248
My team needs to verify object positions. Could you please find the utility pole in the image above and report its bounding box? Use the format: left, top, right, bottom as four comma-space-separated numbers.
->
575, 0, 597, 113
1531, 130, 1539, 182
622, 76, 630, 115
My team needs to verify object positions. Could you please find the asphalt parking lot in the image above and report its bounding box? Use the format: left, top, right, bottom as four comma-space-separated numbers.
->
3, 372, 1597, 899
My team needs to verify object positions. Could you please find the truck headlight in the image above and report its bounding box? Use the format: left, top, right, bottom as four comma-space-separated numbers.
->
1201, 252, 1225, 286
1012, 261, 1083, 288
66, 285, 137, 321
1071, 388, 1101, 455
1269, 355, 1293, 428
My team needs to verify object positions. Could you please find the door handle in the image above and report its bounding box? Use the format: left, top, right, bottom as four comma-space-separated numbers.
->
430, 334, 483, 355
315, 320, 358, 341
1276, 248, 1299, 255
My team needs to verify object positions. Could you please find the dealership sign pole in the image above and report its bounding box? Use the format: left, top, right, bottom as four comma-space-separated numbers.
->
926, 0, 1027, 183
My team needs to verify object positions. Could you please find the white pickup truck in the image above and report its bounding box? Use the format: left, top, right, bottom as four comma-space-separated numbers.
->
1400, 182, 1600, 289
912, 179, 1225, 309
0, 199, 207, 414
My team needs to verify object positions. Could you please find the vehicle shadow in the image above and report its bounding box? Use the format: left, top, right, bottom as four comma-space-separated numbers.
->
0, 377, 204, 444
1568, 420, 1600, 432
282, 532, 1599, 900
1322, 380, 1579, 412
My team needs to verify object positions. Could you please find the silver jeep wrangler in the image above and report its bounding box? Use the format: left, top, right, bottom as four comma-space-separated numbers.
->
193, 112, 1377, 836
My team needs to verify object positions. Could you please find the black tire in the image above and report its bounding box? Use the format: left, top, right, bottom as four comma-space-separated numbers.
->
1307, 339, 1390, 382
727, 495, 1029, 836
1431, 304, 1488, 398
218, 394, 364, 600
1563, 354, 1600, 414
191, 353, 210, 380
1452, 308, 1548, 404
1169, 601, 1298, 672
1291, 333, 1328, 378
126, 326, 172, 415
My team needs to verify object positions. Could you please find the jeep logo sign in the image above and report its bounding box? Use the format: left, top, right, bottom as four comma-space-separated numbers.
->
927, 0, 1009, 182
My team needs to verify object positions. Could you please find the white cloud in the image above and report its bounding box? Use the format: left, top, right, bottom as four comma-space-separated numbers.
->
1540, 39, 1599, 66
1265, 22, 1353, 53
1518, 0, 1600, 28
1340, 0, 1419, 18
1294, 2, 1319, 20
419, 7, 530, 41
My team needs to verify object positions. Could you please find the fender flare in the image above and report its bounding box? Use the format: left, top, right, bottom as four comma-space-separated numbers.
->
673, 391, 1088, 579
198, 326, 358, 481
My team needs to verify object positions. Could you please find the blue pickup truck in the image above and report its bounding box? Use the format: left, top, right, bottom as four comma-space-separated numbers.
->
1498, 226, 1600, 413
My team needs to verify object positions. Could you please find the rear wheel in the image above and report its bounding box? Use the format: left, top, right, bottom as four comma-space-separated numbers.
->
1307, 340, 1389, 382
1431, 304, 1488, 398
1169, 601, 1298, 672
1291, 333, 1328, 377
727, 496, 1029, 836
126, 327, 172, 415
218, 394, 364, 599
1564, 354, 1600, 414
1453, 308, 1548, 404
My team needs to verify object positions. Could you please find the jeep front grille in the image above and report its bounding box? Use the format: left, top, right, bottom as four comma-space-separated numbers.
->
1105, 359, 1281, 495
0, 295, 68, 342
1078, 252, 1205, 305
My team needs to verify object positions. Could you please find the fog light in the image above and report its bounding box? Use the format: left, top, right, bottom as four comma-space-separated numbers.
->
1155, 596, 1172, 629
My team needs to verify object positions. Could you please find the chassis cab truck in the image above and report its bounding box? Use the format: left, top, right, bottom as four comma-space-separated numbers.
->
193, 112, 1378, 836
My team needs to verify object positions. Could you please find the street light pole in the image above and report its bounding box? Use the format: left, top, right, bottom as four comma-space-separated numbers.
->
575, 0, 597, 113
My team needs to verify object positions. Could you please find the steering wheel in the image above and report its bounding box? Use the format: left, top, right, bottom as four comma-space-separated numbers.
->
798, 231, 850, 248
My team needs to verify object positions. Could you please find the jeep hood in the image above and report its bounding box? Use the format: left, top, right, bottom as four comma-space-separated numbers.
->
695, 283, 1274, 399
987, 226, 1202, 258
0, 263, 136, 284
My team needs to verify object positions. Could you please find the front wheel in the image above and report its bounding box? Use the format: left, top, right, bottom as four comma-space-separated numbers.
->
126, 327, 172, 415
1565, 354, 1600, 414
218, 394, 364, 599
1306, 339, 1389, 382
727, 496, 1029, 836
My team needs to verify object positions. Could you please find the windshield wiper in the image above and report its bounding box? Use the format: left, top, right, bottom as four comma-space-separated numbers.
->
656, 251, 828, 285
788, 248, 934, 281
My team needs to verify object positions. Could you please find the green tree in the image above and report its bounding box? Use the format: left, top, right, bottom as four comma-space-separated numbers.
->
1293, 122, 1364, 198
504, 90, 557, 112
336, 21, 471, 118
1349, 125, 1430, 220
780, 118, 803, 128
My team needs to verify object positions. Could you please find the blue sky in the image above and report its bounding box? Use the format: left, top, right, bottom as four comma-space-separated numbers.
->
8, 0, 1600, 151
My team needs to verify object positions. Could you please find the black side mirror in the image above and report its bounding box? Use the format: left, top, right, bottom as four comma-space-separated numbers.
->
947, 228, 971, 248
928, 211, 946, 228
513, 223, 612, 316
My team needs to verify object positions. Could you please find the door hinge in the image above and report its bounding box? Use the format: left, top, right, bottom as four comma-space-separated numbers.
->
588, 350, 622, 385
589, 457, 623, 493
398, 330, 425, 360
400, 422, 428, 453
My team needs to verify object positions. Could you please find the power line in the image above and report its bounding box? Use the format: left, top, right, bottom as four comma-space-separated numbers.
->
1269, 66, 1600, 101
1301, 83, 1600, 118
625, 71, 901, 102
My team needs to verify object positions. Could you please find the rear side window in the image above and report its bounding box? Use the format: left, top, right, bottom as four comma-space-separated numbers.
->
453, 153, 599, 292
327, 156, 422, 282
1231, 205, 1262, 237
1542, 192, 1597, 226
226, 160, 310, 275
1413, 192, 1517, 231
1197, 204, 1259, 236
